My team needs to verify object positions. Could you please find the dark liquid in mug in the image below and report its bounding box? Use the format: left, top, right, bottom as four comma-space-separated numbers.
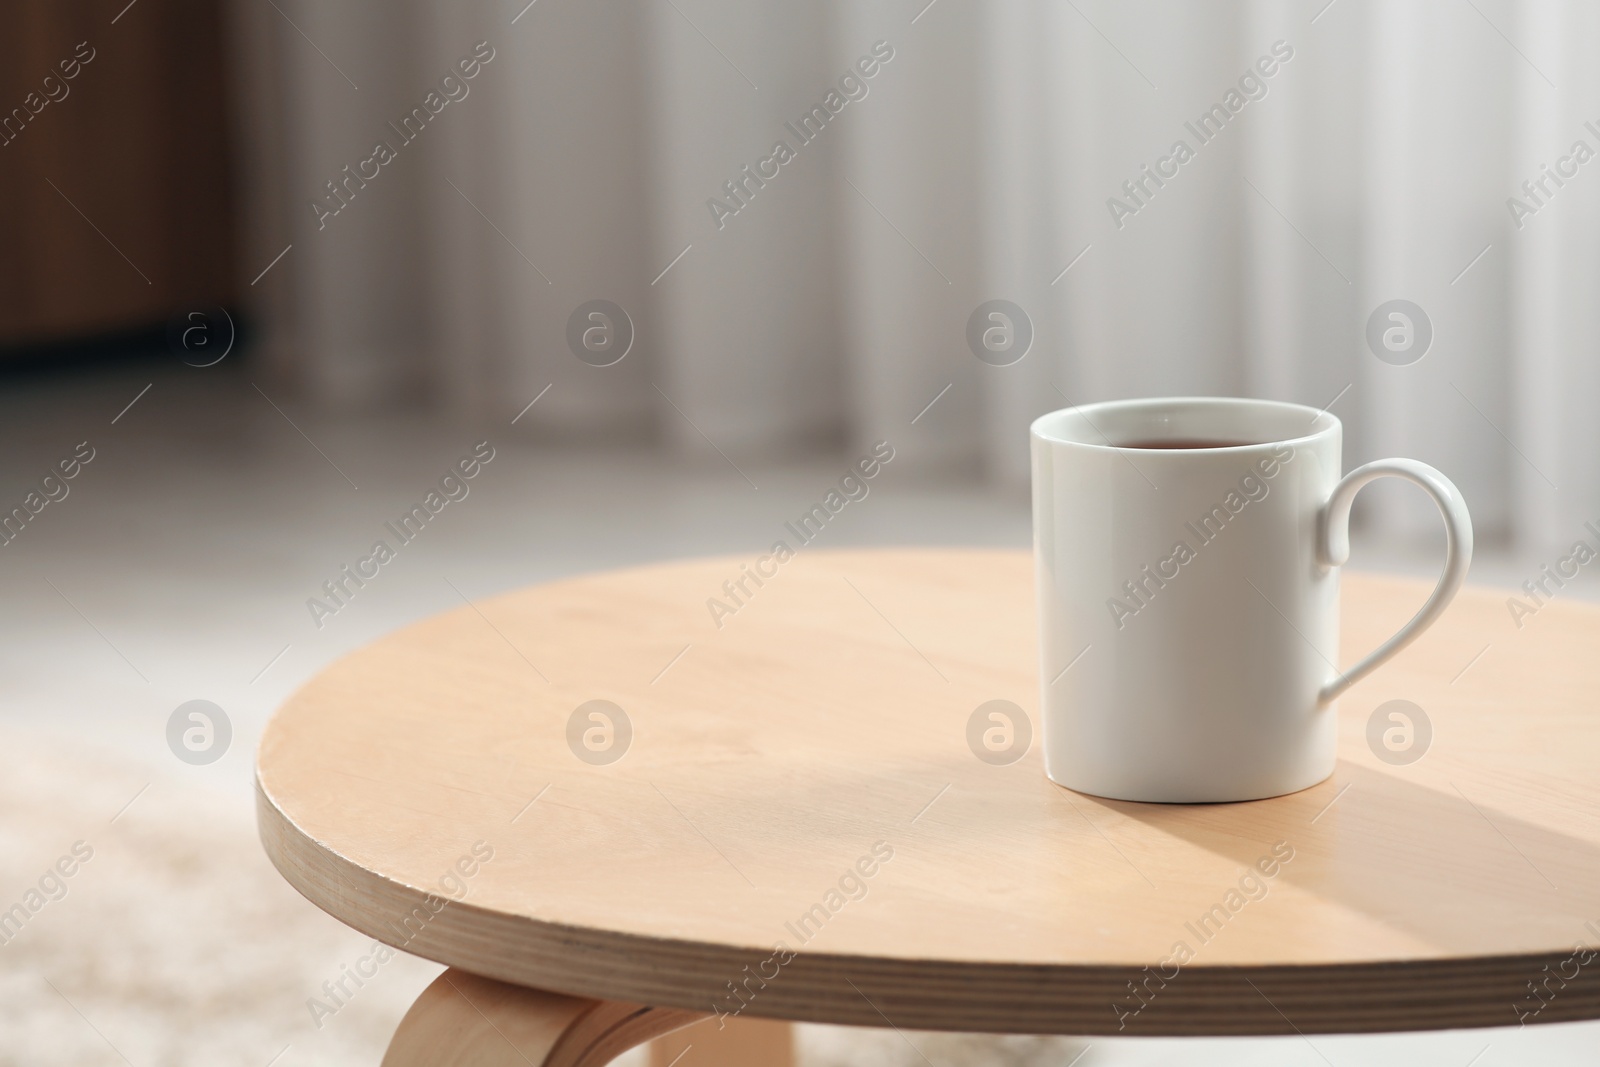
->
1119, 439, 1254, 449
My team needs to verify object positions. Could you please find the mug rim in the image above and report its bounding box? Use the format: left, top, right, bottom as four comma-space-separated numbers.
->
1030, 395, 1339, 454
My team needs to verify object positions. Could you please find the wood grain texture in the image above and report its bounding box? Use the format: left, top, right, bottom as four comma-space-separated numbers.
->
381, 969, 702, 1067
257, 549, 1600, 1036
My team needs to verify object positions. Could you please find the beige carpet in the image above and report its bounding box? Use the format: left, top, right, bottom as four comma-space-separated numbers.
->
0, 726, 436, 1066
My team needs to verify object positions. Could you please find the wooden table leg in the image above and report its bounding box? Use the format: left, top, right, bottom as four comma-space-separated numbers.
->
382, 969, 706, 1067
648, 1017, 795, 1067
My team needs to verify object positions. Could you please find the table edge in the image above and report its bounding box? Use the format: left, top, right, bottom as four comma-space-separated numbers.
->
256, 774, 1600, 1036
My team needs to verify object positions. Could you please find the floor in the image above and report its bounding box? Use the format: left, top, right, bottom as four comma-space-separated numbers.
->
1, 358, 1596, 1066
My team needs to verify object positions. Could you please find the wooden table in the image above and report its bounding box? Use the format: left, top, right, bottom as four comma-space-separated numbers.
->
256, 549, 1600, 1065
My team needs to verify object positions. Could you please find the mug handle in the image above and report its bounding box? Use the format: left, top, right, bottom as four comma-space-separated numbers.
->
1316, 459, 1473, 705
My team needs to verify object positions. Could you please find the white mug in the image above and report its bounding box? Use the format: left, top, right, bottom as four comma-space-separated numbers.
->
1030, 397, 1472, 803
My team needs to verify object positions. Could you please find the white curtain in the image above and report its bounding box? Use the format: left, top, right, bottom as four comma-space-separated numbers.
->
228, 0, 1599, 552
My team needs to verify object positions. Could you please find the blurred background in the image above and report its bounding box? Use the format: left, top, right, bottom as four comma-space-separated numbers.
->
3, 0, 1599, 1063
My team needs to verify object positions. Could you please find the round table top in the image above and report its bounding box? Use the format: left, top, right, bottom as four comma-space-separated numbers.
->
257, 549, 1600, 1037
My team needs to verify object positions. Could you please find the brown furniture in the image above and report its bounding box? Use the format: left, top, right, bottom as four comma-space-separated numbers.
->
0, 0, 234, 350
257, 549, 1600, 1063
